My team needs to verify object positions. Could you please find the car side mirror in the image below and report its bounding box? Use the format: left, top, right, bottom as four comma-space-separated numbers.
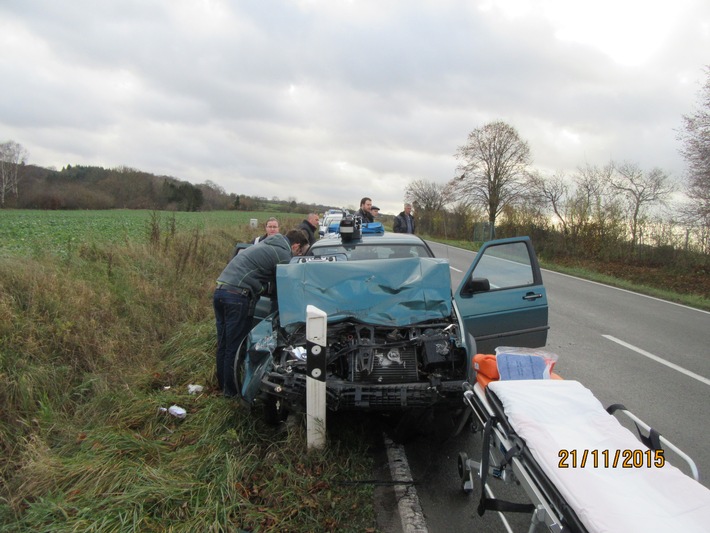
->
460, 276, 490, 296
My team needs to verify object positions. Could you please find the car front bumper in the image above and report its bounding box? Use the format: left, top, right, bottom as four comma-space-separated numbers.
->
262, 371, 465, 411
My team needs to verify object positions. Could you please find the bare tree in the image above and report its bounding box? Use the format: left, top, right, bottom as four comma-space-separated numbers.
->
573, 162, 618, 227
0, 140, 29, 206
607, 162, 675, 250
404, 179, 452, 212
530, 171, 570, 234
202, 180, 226, 195
404, 179, 453, 234
678, 65, 710, 249
453, 121, 532, 239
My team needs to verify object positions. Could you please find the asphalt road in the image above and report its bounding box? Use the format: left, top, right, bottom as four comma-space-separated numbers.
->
403, 241, 710, 532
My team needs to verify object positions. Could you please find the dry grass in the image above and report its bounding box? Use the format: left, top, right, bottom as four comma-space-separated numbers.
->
0, 214, 377, 532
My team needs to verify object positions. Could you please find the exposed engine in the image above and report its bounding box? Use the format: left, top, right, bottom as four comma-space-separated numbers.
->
276, 320, 467, 384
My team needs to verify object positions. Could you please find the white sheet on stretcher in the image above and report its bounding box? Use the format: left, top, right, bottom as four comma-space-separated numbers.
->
488, 380, 710, 533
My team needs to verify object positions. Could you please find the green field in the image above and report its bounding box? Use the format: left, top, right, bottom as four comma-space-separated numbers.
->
0, 209, 303, 257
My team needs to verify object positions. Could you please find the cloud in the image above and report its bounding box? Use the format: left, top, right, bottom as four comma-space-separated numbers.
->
1, 0, 708, 214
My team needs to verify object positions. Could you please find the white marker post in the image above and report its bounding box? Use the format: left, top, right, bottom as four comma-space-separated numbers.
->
306, 305, 327, 449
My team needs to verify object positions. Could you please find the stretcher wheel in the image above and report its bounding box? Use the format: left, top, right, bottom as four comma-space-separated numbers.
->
458, 452, 475, 493
458, 452, 469, 479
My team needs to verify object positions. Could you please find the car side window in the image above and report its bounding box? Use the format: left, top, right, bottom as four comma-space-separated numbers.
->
472, 242, 535, 289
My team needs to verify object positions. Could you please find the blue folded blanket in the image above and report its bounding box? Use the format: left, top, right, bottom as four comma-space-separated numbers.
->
497, 353, 547, 380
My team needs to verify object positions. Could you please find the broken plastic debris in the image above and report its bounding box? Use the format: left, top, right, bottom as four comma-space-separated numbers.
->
187, 384, 204, 394
159, 405, 187, 419
168, 405, 186, 418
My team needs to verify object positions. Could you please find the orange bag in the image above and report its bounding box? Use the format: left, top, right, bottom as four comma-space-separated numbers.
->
473, 353, 499, 388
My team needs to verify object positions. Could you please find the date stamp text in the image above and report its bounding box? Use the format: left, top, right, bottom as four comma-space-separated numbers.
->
558, 449, 665, 469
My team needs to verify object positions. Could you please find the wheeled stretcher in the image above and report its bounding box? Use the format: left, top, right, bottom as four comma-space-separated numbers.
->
458, 378, 710, 532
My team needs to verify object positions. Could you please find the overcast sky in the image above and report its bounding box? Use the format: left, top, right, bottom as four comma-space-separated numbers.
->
1, 1, 708, 214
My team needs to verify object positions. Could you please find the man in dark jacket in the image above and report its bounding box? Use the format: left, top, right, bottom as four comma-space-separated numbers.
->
393, 203, 415, 234
214, 229, 310, 397
355, 197, 374, 223
297, 213, 319, 246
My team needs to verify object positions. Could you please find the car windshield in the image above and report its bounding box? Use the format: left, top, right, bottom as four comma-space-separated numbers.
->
310, 243, 432, 261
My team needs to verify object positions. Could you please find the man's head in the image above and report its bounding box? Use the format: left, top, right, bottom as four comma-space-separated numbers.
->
307, 213, 319, 227
285, 229, 310, 256
371, 206, 380, 217
359, 197, 372, 213
264, 217, 280, 236
404, 203, 412, 215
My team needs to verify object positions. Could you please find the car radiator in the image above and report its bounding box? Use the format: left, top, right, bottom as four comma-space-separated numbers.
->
351, 345, 419, 383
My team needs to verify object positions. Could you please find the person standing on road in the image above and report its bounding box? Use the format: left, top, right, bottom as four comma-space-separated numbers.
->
297, 213, 320, 246
356, 197, 375, 223
253, 217, 280, 243
214, 229, 310, 398
393, 203, 416, 234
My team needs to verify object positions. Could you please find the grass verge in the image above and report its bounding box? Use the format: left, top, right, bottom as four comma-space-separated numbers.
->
537, 260, 710, 311
0, 215, 378, 532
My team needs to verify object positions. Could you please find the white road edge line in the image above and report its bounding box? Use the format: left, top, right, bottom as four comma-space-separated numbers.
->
384, 435, 428, 533
603, 335, 710, 387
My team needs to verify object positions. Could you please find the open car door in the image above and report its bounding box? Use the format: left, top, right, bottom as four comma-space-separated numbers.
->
454, 236, 549, 354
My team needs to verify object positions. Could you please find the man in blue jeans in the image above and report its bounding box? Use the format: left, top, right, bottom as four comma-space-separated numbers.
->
214, 229, 310, 397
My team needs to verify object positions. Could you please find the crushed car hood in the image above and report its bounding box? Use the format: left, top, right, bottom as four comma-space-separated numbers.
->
276, 257, 452, 326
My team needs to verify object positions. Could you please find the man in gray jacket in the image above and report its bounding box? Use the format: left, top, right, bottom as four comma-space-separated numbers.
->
214, 229, 310, 397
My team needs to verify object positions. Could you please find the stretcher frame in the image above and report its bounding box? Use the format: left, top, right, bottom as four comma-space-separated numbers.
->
457, 380, 703, 533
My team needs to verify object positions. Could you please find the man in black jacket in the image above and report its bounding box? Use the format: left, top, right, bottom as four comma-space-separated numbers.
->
393, 203, 415, 234
297, 213, 319, 245
355, 197, 374, 223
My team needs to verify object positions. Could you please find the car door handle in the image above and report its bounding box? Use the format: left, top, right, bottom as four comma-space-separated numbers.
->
523, 292, 543, 301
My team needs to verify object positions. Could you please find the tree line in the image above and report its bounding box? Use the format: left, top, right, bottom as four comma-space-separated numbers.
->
406, 67, 710, 268
0, 159, 330, 215
0, 160, 226, 211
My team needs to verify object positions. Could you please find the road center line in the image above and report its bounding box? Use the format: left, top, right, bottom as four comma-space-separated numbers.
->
603, 335, 710, 387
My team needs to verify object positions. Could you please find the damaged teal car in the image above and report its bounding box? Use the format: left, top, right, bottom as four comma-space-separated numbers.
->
235, 219, 548, 424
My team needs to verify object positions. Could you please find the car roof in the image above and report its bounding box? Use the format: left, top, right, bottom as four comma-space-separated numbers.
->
311, 230, 428, 248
